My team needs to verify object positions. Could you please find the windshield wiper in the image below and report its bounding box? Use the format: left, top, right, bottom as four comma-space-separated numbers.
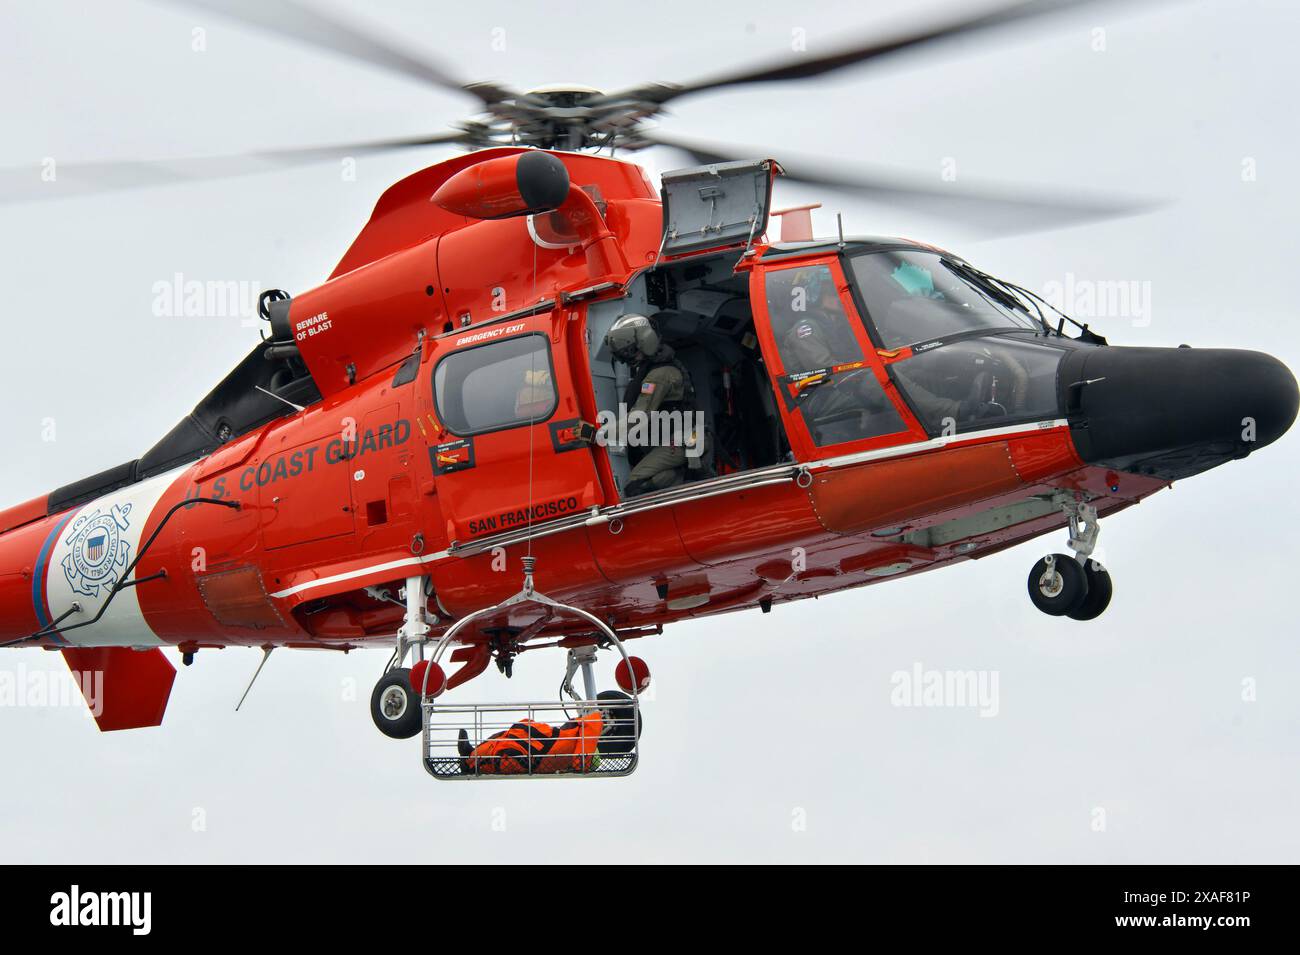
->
940, 258, 1044, 331
941, 259, 1106, 344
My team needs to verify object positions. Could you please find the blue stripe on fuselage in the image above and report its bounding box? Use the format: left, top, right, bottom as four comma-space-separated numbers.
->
31, 511, 75, 641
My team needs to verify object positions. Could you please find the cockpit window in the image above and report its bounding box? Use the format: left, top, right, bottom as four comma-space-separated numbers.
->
849, 250, 1039, 349
890, 335, 1066, 435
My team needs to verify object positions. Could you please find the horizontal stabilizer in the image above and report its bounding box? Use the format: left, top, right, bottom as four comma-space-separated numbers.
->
61, 647, 177, 731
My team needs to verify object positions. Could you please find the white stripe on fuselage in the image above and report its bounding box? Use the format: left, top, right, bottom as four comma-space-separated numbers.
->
44, 468, 184, 647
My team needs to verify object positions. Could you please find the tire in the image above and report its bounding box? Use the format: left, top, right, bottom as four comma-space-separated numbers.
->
1068, 561, 1113, 621
1026, 554, 1089, 617
595, 689, 641, 755
370, 668, 422, 740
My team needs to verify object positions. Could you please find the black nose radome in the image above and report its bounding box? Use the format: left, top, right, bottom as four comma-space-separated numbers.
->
1061, 346, 1299, 481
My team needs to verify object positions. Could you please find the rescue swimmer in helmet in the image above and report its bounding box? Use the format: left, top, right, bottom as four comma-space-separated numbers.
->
604, 312, 708, 496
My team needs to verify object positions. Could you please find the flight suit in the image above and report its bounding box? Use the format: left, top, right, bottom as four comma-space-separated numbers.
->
781, 310, 862, 374
623, 358, 703, 495
780, 312, 893, 430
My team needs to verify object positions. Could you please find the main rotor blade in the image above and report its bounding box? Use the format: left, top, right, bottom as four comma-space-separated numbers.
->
648, 132, 1161, 237
0, 131, 470, 203
600, 0, 1126, 107
165, 0, 514, 105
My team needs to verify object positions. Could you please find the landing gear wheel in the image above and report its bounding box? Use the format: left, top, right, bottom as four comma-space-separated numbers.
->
1027, 554, 1089, 617
1068, 561, 1113, 621
371, 668, 422, 739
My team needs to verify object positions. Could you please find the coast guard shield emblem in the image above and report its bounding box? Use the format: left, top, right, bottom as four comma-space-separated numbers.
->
61, 503, 133, 598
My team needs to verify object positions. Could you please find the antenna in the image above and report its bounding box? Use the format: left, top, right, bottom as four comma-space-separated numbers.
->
236, 647, 275, 711
836, 212, 846, 249
255, 384, 306, 413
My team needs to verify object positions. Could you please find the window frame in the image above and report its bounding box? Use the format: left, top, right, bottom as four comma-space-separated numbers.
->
431, 331, 560, 438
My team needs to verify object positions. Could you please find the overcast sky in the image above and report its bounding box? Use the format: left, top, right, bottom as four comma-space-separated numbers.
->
0, 0, 1296, 863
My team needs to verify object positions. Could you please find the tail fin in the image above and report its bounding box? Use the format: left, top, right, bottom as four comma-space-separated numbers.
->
61, 647, 176, 731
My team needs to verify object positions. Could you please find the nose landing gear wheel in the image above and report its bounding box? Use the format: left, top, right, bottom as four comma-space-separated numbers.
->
371, 668, 422, 739
1067, 561, 1113, 621
1027, 554, 1089, 617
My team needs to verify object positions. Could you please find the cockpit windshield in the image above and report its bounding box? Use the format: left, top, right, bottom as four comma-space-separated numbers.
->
848, 250, 1040, 349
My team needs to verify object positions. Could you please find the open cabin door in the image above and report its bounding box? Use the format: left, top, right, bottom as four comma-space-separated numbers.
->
660, 159, 777, 256
421, 312, 605, 546
749, 255, 926, 461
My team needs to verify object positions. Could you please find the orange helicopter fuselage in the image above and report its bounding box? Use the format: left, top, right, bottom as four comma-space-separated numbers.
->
0, 148, 1246, 669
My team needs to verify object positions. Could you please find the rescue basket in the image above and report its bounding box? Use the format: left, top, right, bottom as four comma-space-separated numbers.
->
423, 697, 639, 779
419, 565, 643, 780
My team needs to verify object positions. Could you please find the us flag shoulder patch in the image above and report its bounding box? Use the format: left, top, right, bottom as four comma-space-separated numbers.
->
641, 382, 656, 394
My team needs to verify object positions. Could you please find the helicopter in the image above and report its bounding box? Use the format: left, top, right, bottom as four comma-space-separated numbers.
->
0, 0, 1295, 777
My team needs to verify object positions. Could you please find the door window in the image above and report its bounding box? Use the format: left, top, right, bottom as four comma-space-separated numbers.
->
764, 264, 906, 447
433, 333, 557, 435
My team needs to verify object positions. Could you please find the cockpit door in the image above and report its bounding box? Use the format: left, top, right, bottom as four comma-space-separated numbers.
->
750, 256, 926, 460
660, 159, 777, 256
